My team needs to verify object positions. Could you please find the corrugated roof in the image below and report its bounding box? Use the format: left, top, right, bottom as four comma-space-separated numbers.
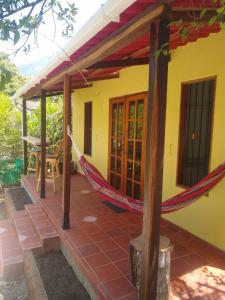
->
14, 0, 221, 99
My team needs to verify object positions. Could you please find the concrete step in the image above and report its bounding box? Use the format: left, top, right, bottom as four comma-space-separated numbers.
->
25, 204, 59, 252
0, 219, 23, 277
13, 210, 42, 255
0, 203, 59, 277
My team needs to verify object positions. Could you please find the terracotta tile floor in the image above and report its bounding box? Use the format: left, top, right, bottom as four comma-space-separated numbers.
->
22, 174, 225, 300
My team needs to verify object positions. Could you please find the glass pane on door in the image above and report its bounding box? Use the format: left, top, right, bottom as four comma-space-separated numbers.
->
124, 96, 146, 200
109, 100, 125, 192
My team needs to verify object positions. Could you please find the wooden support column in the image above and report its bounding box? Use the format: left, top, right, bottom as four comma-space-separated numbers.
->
62, 75, 72, 230
40, 90, 47, 199
140, 15, 170, 300
22, 99, 28, 175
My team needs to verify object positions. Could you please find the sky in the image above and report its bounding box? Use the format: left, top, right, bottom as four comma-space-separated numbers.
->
1, 0, 108, 75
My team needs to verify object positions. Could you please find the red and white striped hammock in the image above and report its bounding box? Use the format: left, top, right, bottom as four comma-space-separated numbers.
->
68, 130, 225, 214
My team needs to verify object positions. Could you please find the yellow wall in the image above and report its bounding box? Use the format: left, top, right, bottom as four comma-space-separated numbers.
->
72, 30, 225, 251
72, 65, 149, 177
163, 30, 225, 251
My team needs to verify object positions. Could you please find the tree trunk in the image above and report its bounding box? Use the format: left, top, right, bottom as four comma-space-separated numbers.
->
130, 235, 172, 300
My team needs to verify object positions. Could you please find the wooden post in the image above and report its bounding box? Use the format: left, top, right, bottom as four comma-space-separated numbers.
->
139, 15, 170, 300
22, 99, 28, 175
62, 75, 72, 230
40, 90, 46, 199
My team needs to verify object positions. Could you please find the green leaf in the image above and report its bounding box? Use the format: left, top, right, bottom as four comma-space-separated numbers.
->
155, 49, 162, 58
179, 27, 189, 42
208, 15, 218, 26
220, 21, 225, 29
0, 72, 6, 89
216, 6, 225, 14
200, 8, 207, 19
13, 31, 20, 45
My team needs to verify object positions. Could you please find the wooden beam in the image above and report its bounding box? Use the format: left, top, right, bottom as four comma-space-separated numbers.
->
173, 7, 217, 12
22, 99, 28, 175
62, 75, 72, 230
40, 90, 47, 199
88, 57, 149, 69
42, 3, 168, 90
70, 73, 120, 85
140, 15, 170, 300
23, 91, 63, 101
172, 10, 217, 22
22, 73, 119, 99
129, 46, 150, 59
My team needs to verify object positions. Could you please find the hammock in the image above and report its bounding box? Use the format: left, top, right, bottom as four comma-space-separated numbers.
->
68, 129, 225, 214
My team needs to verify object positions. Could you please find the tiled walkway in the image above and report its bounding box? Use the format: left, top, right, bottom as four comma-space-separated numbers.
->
22, 174, 225, 300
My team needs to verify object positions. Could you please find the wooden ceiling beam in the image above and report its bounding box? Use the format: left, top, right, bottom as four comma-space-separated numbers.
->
41, 3, 169, 90
172, 10, 217, 22
88, 57, 149, 69
22, 73, 119, 98
70, 72, 119, 83
23, 91, 63, 101
127, 45, 149, 59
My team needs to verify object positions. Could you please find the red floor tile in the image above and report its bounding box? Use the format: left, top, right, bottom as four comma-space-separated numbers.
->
96, 238, 118, 252
183, 238, 209, 253
105, 247, 128, 262
22, 174, 225, 300
183, 253, 207, 269
78, 243, 101, 257
93, 263, 122, 283
171, 258, 192, 278
85, 253, 111, 269
89, 232, 110, 242
114, 258, 131, 276
98, 276, 135, 299
173, 243, 192, 259
117, 291, 138, 300
68, 234, 93, 247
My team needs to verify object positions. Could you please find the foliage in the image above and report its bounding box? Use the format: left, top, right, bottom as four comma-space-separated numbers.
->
0, 52, 27, 94
171, 0, 225, 43
154, 0, 225, 58
27, 96, 63, 154
0, 91, 63, 161
0, 93, 22, 159
0, 1, 77, 87
0, 158, 23, 185
0, 1, 77, 50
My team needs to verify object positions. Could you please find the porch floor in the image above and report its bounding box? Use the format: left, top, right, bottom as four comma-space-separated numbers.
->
22, 174, 225, 300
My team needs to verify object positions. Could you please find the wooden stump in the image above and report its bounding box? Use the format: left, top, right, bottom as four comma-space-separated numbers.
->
130, 235, 172, 300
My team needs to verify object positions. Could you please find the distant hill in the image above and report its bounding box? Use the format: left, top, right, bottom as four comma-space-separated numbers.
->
18, 56, 51, 77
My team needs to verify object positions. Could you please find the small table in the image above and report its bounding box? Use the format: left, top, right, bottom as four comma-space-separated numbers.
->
22, 136, 49, 177
22, 136, 49, 146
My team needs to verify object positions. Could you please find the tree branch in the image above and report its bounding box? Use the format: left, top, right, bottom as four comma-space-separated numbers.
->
1, 0, 43, 19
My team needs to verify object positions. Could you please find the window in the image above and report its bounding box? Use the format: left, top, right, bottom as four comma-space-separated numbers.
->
84, 102, 92, 155
177, 78, 215, 187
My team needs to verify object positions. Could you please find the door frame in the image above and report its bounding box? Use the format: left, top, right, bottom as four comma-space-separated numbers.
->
108, 91, 148, 199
